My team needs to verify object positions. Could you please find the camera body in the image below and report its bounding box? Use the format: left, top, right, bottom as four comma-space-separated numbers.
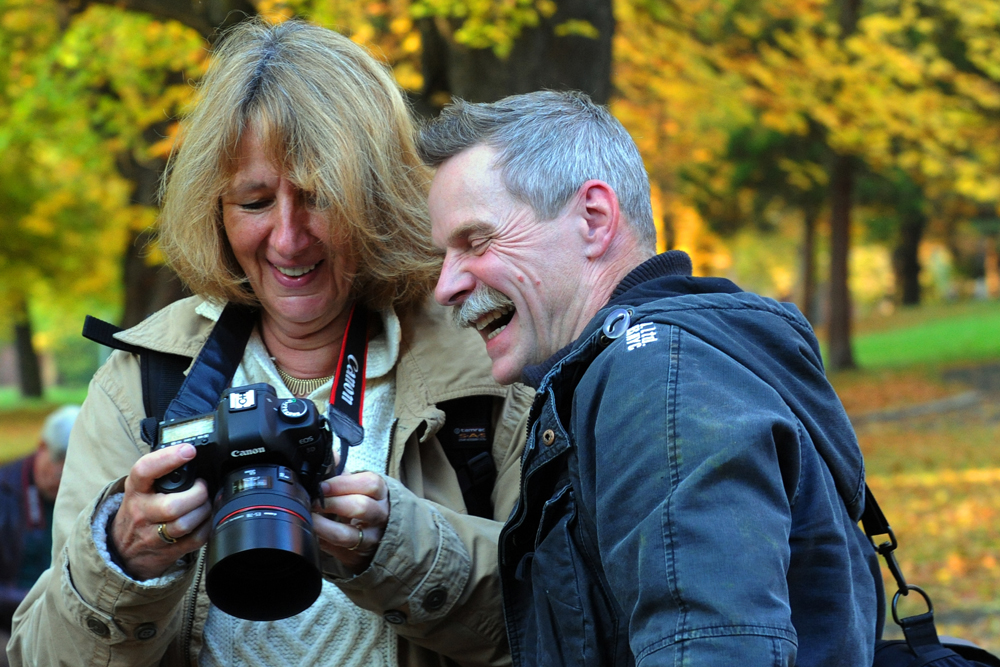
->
154, 383, 335, 621
154, 383, 333, 497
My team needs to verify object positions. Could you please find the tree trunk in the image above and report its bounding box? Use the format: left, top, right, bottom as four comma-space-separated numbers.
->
893, 213, 926, 306
827, 153, 855, 370
120, 229, 189, 328
116, 128, 188, 328
799, 203, 819, 324
418, 0, 613, 107
69, 0, 256, 41
986, 235, 1000, 299
826, 0, 860, 371
13, 295, 43, 398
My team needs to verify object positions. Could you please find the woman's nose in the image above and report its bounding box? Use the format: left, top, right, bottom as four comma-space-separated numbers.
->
270, 183, 314, 257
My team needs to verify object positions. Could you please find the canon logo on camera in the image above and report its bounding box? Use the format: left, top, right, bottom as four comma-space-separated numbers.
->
231, 447, 266, 457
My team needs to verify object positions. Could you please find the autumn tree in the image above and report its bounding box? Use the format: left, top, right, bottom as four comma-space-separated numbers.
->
640, 0, 1000, 368
41, 0, 612, 329
683, 124, 829, 322
0, 0, 207, 394
10, 0, 1000, 391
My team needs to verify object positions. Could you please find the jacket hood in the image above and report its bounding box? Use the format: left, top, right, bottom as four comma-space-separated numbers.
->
581, 281, 866, 521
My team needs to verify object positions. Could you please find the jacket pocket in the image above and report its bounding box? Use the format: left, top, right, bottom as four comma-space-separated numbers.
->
529, 481, 591, 665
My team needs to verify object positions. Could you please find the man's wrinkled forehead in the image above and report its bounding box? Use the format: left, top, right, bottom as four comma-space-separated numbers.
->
429, 146, 507, 239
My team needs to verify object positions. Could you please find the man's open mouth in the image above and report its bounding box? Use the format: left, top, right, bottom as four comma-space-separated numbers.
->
475, 305, 515, 340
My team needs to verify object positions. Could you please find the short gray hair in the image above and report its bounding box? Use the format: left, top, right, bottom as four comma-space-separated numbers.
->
41, 405, 81, 462
417, 90, 656, 249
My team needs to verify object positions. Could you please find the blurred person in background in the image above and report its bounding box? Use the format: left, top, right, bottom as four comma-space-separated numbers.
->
9, 18, 529, 667
0, 405, 80, 664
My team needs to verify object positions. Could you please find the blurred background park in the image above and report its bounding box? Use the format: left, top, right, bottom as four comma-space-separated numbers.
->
0, 0, 998, 651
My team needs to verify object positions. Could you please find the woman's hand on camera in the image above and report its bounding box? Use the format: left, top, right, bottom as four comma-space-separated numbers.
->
312, 471, 389, 572
110, 444, 212, 581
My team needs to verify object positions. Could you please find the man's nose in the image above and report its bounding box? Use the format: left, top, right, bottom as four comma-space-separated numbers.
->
435, 253, 475, 307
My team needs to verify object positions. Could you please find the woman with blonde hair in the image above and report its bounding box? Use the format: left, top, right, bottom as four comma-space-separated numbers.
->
9, 18, 529, 667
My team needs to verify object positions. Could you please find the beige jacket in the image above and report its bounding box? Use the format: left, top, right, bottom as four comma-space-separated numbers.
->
9, 296, 531, 667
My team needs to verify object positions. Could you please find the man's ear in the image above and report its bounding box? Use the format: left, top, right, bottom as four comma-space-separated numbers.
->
575, 180, 620, 259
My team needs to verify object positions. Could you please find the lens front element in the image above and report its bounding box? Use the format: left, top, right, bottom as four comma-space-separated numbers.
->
205, 465, 322, 621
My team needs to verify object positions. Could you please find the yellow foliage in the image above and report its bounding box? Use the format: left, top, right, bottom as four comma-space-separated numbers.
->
667, 197, 731, 276
390, 16, 413, 35
554, 19, 599, 39
402, 31, 421, 54
393, 60, 424, 91
257, 0, 295, 23
536, 0, 557, 18
147, 121, 181, 160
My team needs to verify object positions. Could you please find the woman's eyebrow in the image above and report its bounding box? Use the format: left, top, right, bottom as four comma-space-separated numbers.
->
224, 180, 271, 197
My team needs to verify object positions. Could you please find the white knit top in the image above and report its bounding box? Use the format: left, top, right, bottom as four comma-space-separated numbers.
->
196, 301, 401, 667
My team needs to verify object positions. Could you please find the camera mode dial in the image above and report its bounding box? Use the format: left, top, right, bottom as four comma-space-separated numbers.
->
279, 398, 309, 422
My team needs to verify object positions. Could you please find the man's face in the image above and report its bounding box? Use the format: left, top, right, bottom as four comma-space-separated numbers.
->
33, 442, 64, 502
430, 145, 583, 384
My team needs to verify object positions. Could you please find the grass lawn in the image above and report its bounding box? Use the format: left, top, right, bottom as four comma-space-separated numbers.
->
846, 298, 1000, 369
0, 386, 88, 463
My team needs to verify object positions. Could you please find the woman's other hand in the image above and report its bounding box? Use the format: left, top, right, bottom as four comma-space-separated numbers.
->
312, 471, 389, 572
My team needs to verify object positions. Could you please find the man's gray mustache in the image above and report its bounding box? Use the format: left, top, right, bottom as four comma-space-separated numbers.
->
453, 285, 515, 328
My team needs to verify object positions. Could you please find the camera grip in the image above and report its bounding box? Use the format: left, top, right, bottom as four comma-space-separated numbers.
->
152, 446, 196, 494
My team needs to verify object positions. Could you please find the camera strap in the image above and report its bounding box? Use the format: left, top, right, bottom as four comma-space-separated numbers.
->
327, 302, 370, 475
162, 303, 258, 423
84, 303, 258, 447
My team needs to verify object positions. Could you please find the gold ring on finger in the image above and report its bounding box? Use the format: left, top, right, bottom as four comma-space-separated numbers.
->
157, 522, 178, 545
347, 526, 364, 551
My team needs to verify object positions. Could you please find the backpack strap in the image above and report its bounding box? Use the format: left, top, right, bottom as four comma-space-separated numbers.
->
860, 486, 990, 666
83, 305, 257, 444
83, 315, 190, 422
860, 484, 909, 593
436, 395, 497, 519
161, 304, 256, 422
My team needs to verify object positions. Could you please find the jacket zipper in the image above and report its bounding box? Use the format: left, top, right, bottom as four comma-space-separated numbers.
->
183, 550, 207, 666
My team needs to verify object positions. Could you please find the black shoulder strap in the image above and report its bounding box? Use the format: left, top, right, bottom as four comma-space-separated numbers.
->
436, 395, 497, 519
83, 315, 190, 422
83, 305, 257, 442
860, 484, 910, 594
162, 304, 256, 422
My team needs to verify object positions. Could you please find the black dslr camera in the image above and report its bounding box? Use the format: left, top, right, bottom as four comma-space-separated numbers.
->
154, 383, 335, 621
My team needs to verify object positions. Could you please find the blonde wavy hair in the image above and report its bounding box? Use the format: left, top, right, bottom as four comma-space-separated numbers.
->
158, 18, 439, 312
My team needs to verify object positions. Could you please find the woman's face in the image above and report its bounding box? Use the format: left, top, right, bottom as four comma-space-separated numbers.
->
221, 130, 356, 337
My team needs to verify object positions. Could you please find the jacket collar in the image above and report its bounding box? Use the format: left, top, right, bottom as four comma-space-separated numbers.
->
113, 295, 512, 474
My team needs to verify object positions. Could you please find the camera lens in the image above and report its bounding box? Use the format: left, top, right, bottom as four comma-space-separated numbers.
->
205, 464, 322, 621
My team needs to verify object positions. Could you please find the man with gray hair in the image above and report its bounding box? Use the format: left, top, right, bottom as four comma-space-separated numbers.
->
0, 405, 80, 656
418, 90, 883, 666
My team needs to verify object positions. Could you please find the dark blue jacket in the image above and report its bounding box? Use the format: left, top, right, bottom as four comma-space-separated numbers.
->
0, 455, 34, 630
500, 252, 884, 666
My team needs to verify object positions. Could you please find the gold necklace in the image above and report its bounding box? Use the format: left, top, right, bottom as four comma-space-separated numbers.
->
274, 366, 335, 397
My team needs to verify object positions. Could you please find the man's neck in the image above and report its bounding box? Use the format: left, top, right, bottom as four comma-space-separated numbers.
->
570, 247, 653, 341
